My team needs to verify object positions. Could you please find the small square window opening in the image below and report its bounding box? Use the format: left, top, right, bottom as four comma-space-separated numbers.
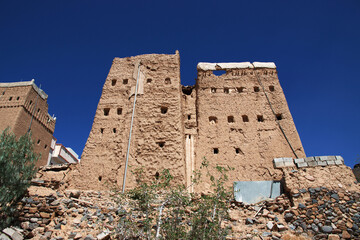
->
165, 78, 171, 84
104, 108, 110, 116
209, 116, 218, 124
157, 142, 165, 148
237, 87, 245, 93
257, 115, 264, 122
213, 148, 219, 154
161, 107, 168, 114
242, 115, 249, 122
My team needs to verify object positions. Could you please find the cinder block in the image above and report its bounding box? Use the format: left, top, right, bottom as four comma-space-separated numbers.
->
296, 162, 308, 168
307, 161, 317, 167
284, 161, 295, 167
282, 157, 293, 162
304, 157, 315, 162
273, 158, 284, 163
327, 160, 335, 165
317, 161, 327, 166
294, 158, 305, 163
274, 161, 285, 168
334, 160, 343, 165
319, 156, 336, 161
336, 156, 344, 161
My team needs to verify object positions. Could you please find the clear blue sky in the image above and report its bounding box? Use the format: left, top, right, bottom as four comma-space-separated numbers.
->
0, 1, 359, 167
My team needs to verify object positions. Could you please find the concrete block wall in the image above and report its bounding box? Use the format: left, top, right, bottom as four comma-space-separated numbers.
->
273, 156, 345, 169
273, 157, 295, 168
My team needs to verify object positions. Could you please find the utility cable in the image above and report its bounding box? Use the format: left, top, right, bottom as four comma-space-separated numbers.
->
122, 61, 141, 193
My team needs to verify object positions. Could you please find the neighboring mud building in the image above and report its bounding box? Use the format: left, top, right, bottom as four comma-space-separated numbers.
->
72, 51, 305, 190
0, 80, 56, 166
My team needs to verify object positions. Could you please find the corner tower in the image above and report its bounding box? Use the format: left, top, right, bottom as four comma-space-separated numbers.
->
195, 62, 305, 190
0, 80, 56, 167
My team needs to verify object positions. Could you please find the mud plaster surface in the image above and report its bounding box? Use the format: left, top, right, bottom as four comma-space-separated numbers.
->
67, 52, 305, 192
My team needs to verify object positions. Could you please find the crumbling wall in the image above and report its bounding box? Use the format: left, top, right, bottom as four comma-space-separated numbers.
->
195, 63, 305, 191
283, 165, 359, 195
69, 52, 185, 190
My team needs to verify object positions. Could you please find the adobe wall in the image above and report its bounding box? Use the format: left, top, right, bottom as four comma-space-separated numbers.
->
0, 84, 55, 167
70, 54, 306, 192
195, 63, 305, 191
69, 52, 186, 190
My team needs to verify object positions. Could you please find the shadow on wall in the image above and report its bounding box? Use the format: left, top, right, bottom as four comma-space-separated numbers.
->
353, 164, 360, 182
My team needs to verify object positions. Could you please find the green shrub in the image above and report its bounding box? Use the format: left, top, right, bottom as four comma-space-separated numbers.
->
115, 158, 233, 240
0, 128, 39, 229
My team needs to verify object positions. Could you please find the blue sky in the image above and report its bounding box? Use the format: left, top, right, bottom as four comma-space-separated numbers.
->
0, 0, 359, 167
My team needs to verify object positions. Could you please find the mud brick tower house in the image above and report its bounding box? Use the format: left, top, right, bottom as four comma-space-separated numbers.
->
0, 80, 56, 167
74, 51, 305, 191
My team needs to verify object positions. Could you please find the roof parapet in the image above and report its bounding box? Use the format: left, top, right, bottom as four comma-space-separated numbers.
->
0, 79, 48, 100
197, 62, 276, 71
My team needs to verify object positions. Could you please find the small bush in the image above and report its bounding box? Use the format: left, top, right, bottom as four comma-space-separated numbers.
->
115, 158, 233, 239
0, 128, 39, 229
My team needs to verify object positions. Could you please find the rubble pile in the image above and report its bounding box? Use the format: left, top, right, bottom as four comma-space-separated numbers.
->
0, 185, 359, 240
285, 187, 360, 239
12, 188, 120, 240
1, 164, 359, 239
227, 188, 360, 240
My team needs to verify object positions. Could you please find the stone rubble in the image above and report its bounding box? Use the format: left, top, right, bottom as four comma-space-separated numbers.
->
226, 187, 360, 240
1, 164, 359, 239
1, 183, 359, 240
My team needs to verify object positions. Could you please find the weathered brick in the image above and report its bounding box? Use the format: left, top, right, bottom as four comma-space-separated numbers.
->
307, 161, 317, 167
317, 161, 327, 166
334, 160, 343, 165
296, 162, 308, 168
327, 160, 335, 165
284, 161, 295, 167
273, 158, 284, 163
294, 158, 305, 163
274, 161, 285, 168
304, 157, 315, 162
336, 155, 344, 161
